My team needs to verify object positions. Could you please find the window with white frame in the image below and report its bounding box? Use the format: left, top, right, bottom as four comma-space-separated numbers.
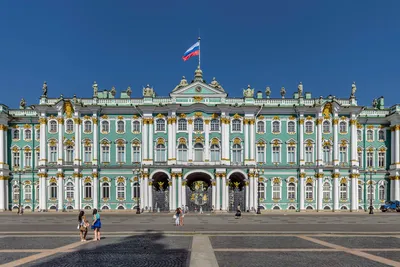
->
232, 119, 241, 132
13, 150, 20, 167
156, 119, 165, 131
84, 146, 92, 163
84, 182, 92, 199
66, 119, 74, 132
339, 121, 347, 133
194, 143, 204, 162
24, 151, 31, 168
117, 182, 125, 199
232, 144, 242, 163
65, 182, 74, 199
340, 183, 347, 200
367, 185, 374, 201
257, 146, 265, 163
132, 182, 140, 198
257, 121, 265, 133
194, 118, 204, 131
378, 130, 385, 141
367, 130, 373, 141
258, 183, 265, 199
323, 146, 332, 165
35, 150, 40, 167
84, 121, 92, 133
177, 144, 188, 162
24, 185, 32, 200
13, 185, 19, 201
117, 146, 125, 163
288, 182, 296, 200
358, 185, 363, 201
210, 144, 220, 161
339, 146, 347, 164
323, 121, 330, 134
288, 121, 295, 133
132, 121, 140, 132
101, 121, 109, 133
305, 183, 313, 199
366, 151, 373, 167
13, 129, 20, 140
357, 130, 362, 141
379, 184, 385, 200
358, 150, 363, 167
272, 121, 280, 133
272, 146, 280, 163
35, 185, 39, 201
323, 182, 331, 199
49, 145, 57, 163
378, 151, 385, 168
25, 129, 31, 140
101, 145, 110, 163
272, 182, 281, 199
155, 144, 166, 162
210, 119, 219, 131
287, 146, 295, 163
102, 182, 110, 199
178, 119, 187, 131
36, 129, 40, 140
49, 182, 57, 199
117, 120, 125, 133
49, 121, 57, 133
66, 146, 74, 163
305, 145, 313, 163
305, 121, 313, 134
132, 146, 141, 163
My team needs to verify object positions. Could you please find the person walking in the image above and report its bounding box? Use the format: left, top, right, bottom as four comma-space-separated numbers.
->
180, 206, 185, 226
91, 209, 101, 241
78, 211, 88, 242
174, 208, 181, 226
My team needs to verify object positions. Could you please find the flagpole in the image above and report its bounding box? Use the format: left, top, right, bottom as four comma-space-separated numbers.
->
198, 36, 201, 68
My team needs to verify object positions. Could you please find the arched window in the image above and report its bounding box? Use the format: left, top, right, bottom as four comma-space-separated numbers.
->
178, 119, 187, 131
210, 144, 220, 162
101, 121, 109, 133
339, 121, 347, 133
323, 121, 330, 134
288, 121, 295, 133
194, 143, 203, 162
49, 121, 57, 133
25, 129, 31, 140
117, 120, 125, 133
258, 183, 265, 199
102, 182, 110, 199
358, 185, 363, 201
13, 129, 20, 140
49, 182, 57, 199
272, 182, 281, 199
65, 181, 74, 199
257, 121, 265, 133
378, 130, 385, 141
367, 130, 373, 141
272, 121, 280, 133
232, 144, 242, 163
177, 144, 188, 162
66, 119, 74, 132
288, 182, 296, 200
84, 120, 92, 133
210, 119, 220, 131
379, 184, 385, 200
340, 183, 347, 200
66, 145, 74, 163
117, 182, 125, 199
84, 182, 92, 199
194, 118, 204, 131
305, 183, 313, 199
305, 121, 313, 133
323, 145, 332, 165
155, 144, 166, 162
24, 185, 32, 200
13, 185, 19, 201
323, 182, 331, 199
232, 119, 241, 132
132, 121, 140, 132
132, 182, 140, 198
357, 130, 362, 141
156, 119, 165, 131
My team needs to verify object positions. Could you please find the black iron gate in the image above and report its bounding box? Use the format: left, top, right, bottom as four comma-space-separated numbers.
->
229, 187, 245, 212
186, 181, 212, 212
152, 188, 169, 212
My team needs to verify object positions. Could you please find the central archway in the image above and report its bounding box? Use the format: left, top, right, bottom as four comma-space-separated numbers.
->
227, 171, 247, 212
151, 171, 170, 212
185, 171, 212, 212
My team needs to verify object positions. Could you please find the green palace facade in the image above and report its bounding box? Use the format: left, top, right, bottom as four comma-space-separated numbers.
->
0, 67, 399, 212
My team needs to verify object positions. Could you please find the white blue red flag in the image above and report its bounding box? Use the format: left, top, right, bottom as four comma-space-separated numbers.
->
182, 41, 200, 61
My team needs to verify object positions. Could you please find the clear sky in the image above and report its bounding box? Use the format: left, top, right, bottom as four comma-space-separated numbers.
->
1, 0, 399, 108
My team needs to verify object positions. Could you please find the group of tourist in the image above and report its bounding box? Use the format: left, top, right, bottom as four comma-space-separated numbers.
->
77, 209, 102, 241
174, 207, 185, 226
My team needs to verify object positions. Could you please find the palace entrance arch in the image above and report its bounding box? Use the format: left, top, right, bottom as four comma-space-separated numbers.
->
185, 172, 212, 212
228, 171, 246, 212
151, 172, 170, 212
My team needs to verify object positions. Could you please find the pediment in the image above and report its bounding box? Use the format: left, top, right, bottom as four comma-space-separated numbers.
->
170, 82, 227, 98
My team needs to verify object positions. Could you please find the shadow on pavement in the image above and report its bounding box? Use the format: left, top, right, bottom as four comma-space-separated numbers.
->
27, 230, 191, 267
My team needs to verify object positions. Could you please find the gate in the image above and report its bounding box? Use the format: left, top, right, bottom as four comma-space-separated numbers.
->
229, 187, 245, 212
186, 181, 212, 212
152, 188, 169, 212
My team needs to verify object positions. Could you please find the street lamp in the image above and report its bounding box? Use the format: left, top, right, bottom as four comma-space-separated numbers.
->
254, 167, 262, 214
133, 168, 142, 214
13, 166, 25, 214
368, 167, 377, 214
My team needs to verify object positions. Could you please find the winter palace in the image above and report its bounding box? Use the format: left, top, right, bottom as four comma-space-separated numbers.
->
0, 67, 398, 212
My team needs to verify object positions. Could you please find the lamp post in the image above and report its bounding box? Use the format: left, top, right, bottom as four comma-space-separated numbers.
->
254, 166, 262, 214
133, 168, 142, 214
14, 166, 25, 214
368, 167, 376, 214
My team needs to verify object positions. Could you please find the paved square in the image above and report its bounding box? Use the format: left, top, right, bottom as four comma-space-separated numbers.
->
313, 236, 400, 249
0, 237, 78, 250
0, 252, 38, 265
364, 251, 400, 263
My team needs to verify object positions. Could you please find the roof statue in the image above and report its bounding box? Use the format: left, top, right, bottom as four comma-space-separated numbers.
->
243, 85, 254, 98
297, 82, 303, 97
19, 98, 26, 109
265, 87, 271, 98
126, 86, 132, 97
280, 87, 286, 98
194, 66, 203, 82
92, 81, 98, 97
143, 84, 154, 97
110, 86, 116, 97
372, 98, 378, 108
351, 82, 356, 98
209, 77, 223, 90
42, 81, 48, 97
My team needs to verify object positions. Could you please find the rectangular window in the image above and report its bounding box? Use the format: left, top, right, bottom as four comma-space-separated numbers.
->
132, 146, 141, 163
339, 146, 347, 164
287, 146, 295, 163
272, 184, 280, 199
366, 152, 373, 168
24, 152, 32, 168
102, 146, 110, 163
13, 152, 20, 167
287, 184, 295, 200
272, 146, 280, 163
117, 146, 125, 163
378, 152, 385, 168
358, 151, 363, 168
84, 146, 92, 163
35, 151, 40, 167
49, 146, 57, 163
257, 146, 265, 163
305, 146, 313, 163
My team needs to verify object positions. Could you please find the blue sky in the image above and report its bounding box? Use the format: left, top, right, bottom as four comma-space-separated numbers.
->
0, 0, 399, 108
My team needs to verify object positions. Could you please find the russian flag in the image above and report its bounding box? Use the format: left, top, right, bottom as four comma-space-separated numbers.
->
182, 41, 200, 61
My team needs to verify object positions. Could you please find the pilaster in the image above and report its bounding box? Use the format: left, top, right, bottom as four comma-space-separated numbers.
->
92, 170, 98, 210
333, 117, 339, 165
299, 116, 304, 165
73, 116, 81, 166
148, 180, 153, 211
39, 116, 47, 166
148, 119, 154, 164
92, 116, 98, 166
316, 117, 323, 165
171, 117, 177, 163
177, 172, 182, 208
167, 117, 173, 164
245, 180, 249, 211
350, 118, 358, 167
142, 119, 148, 162
73, 169, 81, 210
221, 117, 230, 165
316, 172, 323, 211
204, 119, 210, 161
57, 116, 63, 166
171, 173, 176, 210
249, 119, 256, 164
216, 174, 221, 210
188, 119, 193, 162
332, 171, 340, 211
57, 169, 64, 211
244, 119, 249, 161
350, 173, 359, 211
299, 171, 305, 211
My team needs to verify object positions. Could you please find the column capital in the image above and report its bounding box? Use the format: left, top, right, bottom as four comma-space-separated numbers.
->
331, 173, 340, 179
56, 172, 65, 178
299, 172, 306, 178
39, 118, 47, 124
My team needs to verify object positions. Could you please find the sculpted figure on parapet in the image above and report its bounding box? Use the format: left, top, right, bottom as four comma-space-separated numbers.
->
42, 81, 47, 96
243, 85, 254, 98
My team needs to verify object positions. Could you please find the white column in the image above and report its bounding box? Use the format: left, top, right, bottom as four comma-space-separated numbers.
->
148, 121, 154, 161
316, 118, 323, 165
204, 120, 210, 161
317, 175, 323, 211
395, 179, 400, 201
245, 181, 249, 211
171, 175, 176, 210
142, 120, 148, 161
212, 180, 216, 210
92, 117, 98, 165
350, 118, 358, 167
249, 174, 254, 210
167, 118, 173, 161
333, 174, 339, 211
216, 175, 220, 210
0, 125, 5, 164
188, 120, 193, 161
0, 178, 4, 211
299, 173, 305, 211
351, 175, 357, 211
0, 125, 5, 211
395, 126, 400, 165
244, 121, 249, 161
148, 181, 153, 211
57, 117, 63, 165
249, 120, 255, 162
172, 118, 177, 161
391, 127, 395, 165
140, 177, 145, 209
40, 174, 47, 211
333, 118, 339, 165
57, 171, 63, 211
39, 117, 47, 166
169, 181, 173, 211
222, 174, 227, 211
93, 173, 98, 210
221, 118, 229, 163
74, 117, 81, 166
299, 118, 304, 164
144, 174, 149, 209
253, 175, 258, 210
390, 178, 395, 201
74, 173, 80, 210
178, 174, 182, 208
182, 179, 186, 208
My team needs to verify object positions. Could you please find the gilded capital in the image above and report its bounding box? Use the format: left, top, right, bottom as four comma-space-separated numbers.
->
333, 118, 339, 125
0, 124, 7, 131
299, 118, 304, 125
39, 118, 47, 124
92, 118, 98, 124
350, 119, 357, 126
57, 117, 64, 124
